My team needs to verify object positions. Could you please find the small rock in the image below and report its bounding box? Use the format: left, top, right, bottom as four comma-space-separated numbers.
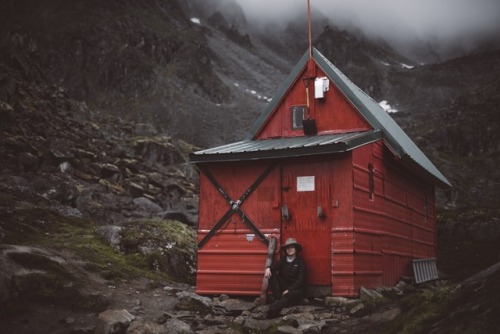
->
95, 309, 135, 334
349, 303, 365, 314
164, 318, 193, 334
163, 286, 175, 293
394, 280, 411, 293
243, 318, 276, 332
217, 298, 255, 315
380, 308, 401, 321
359, 287, 383, 301
277, 325, 302, 334
95, 225, 123, 250
126, 318, 167, 334
218, 294, 230, 302
132, 197, 162, 213
175, 291, 213, 314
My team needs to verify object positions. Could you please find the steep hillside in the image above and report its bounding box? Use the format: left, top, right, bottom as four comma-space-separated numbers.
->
0, 0, 264, 147
2, 0, 499, 209
389, 51, 500, 208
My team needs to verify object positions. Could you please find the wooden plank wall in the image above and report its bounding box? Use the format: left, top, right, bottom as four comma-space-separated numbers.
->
196, 161, 280, 295
350, 141, 436, 291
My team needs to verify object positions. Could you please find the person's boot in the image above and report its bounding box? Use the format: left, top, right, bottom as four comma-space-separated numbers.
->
266, 306, 281, 319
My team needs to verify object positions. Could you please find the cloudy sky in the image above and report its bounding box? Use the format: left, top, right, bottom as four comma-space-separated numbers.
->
233, 0, 500, 45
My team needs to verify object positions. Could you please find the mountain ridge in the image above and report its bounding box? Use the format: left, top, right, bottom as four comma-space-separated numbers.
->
1, 1, 500, 333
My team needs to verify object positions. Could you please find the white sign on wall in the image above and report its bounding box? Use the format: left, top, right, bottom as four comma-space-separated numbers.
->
297, 176, 315, 192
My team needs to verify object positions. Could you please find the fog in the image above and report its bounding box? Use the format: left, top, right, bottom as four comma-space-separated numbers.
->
233, 0, 500, 54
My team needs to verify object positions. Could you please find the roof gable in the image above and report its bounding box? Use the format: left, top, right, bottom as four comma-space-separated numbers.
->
246, 48, 451, 188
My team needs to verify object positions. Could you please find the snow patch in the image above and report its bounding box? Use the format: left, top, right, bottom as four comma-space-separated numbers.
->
234, 82, 272, 102
190, 17, 201, 25
379, 100, 398, 113
400, 63, 414, 69
380, 61, 390, 66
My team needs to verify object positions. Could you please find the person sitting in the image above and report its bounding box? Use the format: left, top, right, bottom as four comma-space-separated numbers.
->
264, 237, 307, 319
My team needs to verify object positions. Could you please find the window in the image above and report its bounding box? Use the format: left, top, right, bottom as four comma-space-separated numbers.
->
291, 106, 306, 130
368, 163, 374, 200
424, 195, 429, 223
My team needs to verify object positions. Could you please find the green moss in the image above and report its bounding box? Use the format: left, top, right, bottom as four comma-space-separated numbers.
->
120, 219, 196, 251
68, 233, 170, 283
1, 196, 91, 245
0, 192, 173, 285
118, 219, 196, 284
362, 286, 458, 334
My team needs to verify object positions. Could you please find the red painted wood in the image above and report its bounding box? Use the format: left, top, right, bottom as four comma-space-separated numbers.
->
196, 161, 281, 295
196, 231, 279, 295
195, 56, 439, 297
280, 158, 332, 286
348, 143, 437, 292
255, 63, 371, 140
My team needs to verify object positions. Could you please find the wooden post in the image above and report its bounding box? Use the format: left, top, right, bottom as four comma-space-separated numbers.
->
259, 236, 276, 305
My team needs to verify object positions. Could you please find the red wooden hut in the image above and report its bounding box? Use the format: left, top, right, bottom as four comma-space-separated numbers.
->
190, 47, 451, 297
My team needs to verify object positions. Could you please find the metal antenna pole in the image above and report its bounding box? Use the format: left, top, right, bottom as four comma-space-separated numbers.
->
308, 0, 312, 59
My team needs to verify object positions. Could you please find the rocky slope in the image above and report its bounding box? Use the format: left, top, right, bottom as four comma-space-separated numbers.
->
0, 74, 199, 227
3, 0, 500, 209
1, 1, 500, 333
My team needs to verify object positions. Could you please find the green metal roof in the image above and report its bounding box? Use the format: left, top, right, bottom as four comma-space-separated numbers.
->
244, 48, 451, 188
190, 130, 382, 163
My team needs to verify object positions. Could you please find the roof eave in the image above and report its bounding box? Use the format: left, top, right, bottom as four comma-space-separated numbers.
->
190, 130, 382, 164
398, 154, 452, 188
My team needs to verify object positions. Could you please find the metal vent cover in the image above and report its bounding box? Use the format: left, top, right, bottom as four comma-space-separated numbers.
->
413, 258, 439, 283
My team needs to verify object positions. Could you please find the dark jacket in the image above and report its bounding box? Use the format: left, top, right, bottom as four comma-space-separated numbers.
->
269, 256, 307, 292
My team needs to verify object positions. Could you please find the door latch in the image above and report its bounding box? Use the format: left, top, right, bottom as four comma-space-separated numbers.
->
317, 206, 326, 219
281, 205, 290, 221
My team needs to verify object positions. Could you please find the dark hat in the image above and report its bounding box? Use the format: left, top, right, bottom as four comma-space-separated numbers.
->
281, 237, 302, 252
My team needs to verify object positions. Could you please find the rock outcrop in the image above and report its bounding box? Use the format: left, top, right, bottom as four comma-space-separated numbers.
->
0, 77, 199, 226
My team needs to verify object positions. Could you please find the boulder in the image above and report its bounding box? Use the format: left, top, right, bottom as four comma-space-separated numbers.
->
360, 287, 384, 301
126, 318, 167, 334
217, 298, 256, 315
132, 197, 163, 214
175, 291, 213, 315
95, 309, 135, 334
95, 225, 123, 250
349, 303, 365, 314
163, 318, 193, 334
118, 219, 197, 282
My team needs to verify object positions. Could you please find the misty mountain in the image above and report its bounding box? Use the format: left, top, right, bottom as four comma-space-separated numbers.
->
2, 2, 500, 333
1, 0, 499, 209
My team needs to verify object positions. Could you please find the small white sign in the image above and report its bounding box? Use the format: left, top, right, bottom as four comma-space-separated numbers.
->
297, 176, 315, 192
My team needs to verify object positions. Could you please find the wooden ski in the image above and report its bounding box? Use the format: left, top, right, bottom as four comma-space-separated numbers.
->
259, 236, 276, 305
